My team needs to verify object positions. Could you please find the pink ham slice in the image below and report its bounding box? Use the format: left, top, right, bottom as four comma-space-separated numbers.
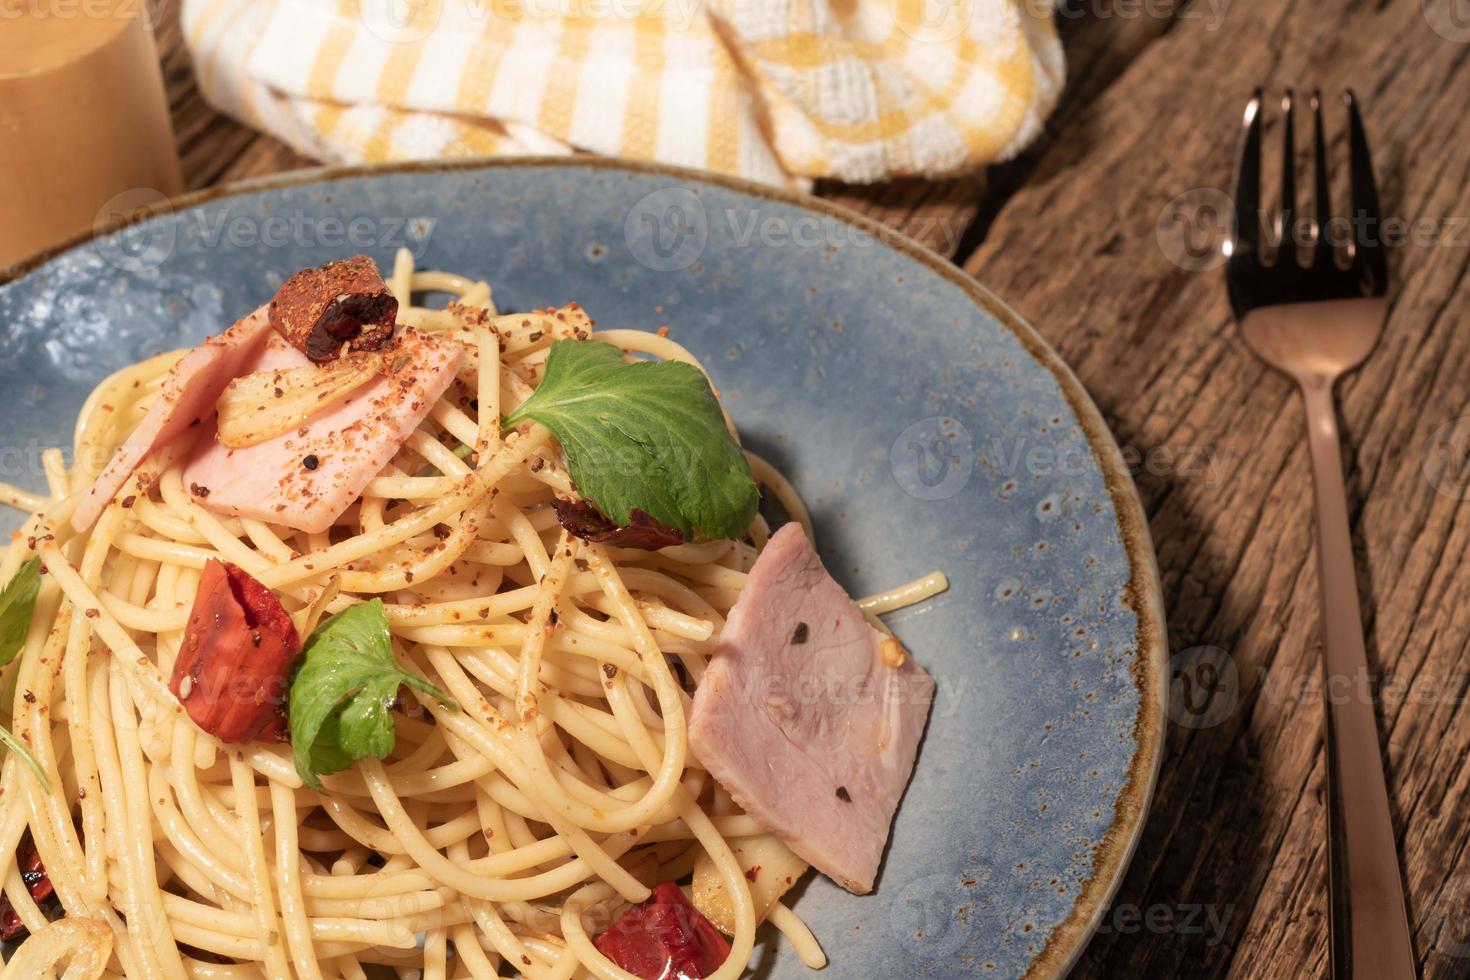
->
688, 523, 935, 894
72, 307, 274, 533
181, 327, 462, 534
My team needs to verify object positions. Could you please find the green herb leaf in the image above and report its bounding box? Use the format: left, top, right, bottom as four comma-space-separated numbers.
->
0, 723, 50, 793
502, 340, 759, 540
287, 599, 456, 791
0, 558, 42, 667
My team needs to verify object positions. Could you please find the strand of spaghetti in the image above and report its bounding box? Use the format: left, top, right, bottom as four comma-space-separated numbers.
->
514, 526, 574, 730
42, 447, 70, 498
388, 247, 413, 304
271, 780, 325, 980
767, 900, 828, 968
449, 921, 499, 979
474, 322, 500, 454
150, 765, 251, 897
858, 570, 951, 614
17, 607, 92, 913
0, 483, 48, 512
88, 662, 165, 979
746, 450, 814, 541
228, 753, 293, 979
111, 666, 190, 979
358, 758, 647, 903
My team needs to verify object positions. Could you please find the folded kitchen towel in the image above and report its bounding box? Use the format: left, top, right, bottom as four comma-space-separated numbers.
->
182, 0, 1063, 188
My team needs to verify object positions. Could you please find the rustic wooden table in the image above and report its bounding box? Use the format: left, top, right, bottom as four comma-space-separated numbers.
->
157, 1, 1470, 977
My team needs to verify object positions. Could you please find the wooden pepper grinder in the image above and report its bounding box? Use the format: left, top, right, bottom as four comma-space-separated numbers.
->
0, 0, 183, 271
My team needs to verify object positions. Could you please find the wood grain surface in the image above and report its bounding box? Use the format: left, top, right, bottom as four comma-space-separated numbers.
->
152, 1, 1470, 977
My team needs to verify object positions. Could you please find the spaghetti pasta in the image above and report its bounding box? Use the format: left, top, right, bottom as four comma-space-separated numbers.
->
0, 250, 945, 979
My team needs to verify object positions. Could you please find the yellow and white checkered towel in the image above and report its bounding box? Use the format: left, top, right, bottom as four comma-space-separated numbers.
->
183, 0, 1063, 189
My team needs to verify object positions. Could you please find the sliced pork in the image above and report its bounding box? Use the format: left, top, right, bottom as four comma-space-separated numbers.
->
72, 307, 274, 532
181, 327, 462, 533
688, 523, 934, 894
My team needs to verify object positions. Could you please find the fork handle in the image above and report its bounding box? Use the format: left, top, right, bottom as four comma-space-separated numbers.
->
1300, 379, 1417, 980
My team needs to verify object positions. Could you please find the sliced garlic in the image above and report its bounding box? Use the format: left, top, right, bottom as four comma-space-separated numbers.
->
216, 352, 382, 448
692, 832, 809, 936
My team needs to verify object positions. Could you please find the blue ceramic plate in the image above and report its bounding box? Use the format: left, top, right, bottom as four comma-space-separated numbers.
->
0, 159, 1165, 979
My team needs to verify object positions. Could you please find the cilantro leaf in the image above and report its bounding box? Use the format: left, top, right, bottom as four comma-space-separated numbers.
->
503, 340, 759, 541
0, 724, 49, 792
288, 599, 455, 790
0, 558, 41, 667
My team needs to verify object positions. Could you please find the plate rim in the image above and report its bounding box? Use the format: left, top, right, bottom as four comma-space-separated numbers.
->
0, 155, 1167, 979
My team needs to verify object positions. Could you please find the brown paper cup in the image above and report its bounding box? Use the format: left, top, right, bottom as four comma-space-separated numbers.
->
0, 1, 183, 270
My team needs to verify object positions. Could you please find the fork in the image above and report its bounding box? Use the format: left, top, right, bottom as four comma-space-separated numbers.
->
1226, 89, 1415, 979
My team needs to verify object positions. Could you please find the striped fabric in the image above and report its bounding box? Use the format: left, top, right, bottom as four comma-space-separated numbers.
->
182, 0, 1063, 188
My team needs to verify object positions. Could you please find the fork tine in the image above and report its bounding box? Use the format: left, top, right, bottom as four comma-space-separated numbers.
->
1278, 90, 1296, 260
1311, 90, 1333, 266
1230, 89, 1263, 263
1345, 91, 1388, 294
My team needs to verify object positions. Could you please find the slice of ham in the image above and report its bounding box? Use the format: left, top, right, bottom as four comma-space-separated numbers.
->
72, 307, 274, 533
181, 327, 463, 533
688, 523, 934, 894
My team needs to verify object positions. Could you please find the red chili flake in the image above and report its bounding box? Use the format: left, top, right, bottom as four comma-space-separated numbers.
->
168, 560, 301, 743
269, 254, 397, 362
0, 832, 57, 941
552, 498, 684, 551
594, 882, 729, 980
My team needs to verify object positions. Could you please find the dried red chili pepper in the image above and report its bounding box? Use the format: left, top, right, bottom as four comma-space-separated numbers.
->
0, 832, 57, 942
169, 560, 301, 742
269, 254, 397, 362
593, 882, 729, 979
552, 498, 685, 551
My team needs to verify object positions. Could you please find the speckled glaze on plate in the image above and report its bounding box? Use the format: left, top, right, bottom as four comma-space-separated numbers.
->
0, 159, 1166, 979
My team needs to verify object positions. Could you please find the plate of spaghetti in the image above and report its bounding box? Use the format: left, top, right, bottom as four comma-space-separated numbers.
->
0, 159, 1165, 980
